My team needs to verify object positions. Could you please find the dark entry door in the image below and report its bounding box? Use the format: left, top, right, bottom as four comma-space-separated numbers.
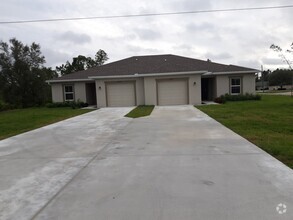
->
86, 83, 97, 105
201, 78, 214, 101
201, 78, 209, 101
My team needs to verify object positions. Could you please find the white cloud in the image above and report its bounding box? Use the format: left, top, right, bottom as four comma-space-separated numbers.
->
133, 28, 161, 40
205, 52, 232, 61
42, 48, 72, 67
0, 0, 292, 69
58, 31, 91, 44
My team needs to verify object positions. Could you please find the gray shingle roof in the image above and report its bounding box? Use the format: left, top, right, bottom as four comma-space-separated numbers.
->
52, 54, 258, 81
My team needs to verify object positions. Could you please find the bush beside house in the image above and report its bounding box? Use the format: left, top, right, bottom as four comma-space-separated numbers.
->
215, 93, 261, 104
0, 100, 16, 111
46, 100, 88, 109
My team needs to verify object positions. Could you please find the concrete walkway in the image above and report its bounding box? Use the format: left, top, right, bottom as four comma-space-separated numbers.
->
0, 106, 292, 220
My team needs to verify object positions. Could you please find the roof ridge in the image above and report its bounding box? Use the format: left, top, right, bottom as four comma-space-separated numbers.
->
132, 54, 173, 58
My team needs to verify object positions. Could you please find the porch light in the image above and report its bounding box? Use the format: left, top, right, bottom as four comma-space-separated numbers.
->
193, 82, 196, 86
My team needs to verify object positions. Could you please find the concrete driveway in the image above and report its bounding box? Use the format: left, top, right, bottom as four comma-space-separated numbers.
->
0, 106, 292, 220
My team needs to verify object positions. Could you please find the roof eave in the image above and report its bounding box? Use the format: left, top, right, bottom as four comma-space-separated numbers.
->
46, 78, 94, 83
46, 70, 258, 83
203, 70, 259, 76
89, 70, 208, 79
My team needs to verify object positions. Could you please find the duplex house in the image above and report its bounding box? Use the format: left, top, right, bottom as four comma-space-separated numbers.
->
47, 54, 257, 107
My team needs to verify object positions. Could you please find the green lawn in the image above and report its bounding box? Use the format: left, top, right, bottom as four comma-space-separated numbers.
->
125, 105, 155, 118
0, 107, 93, 140
197, 95, 293, 168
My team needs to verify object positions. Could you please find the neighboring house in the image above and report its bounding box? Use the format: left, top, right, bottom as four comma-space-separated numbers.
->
269, 84, 292, 90
47, 54, 258, 107
256, 81, 269, 90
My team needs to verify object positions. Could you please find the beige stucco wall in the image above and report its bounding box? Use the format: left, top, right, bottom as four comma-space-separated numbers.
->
216, 73, 256, 97
188, 75, 202, 105
51, 82, 87, 103
95, 78, 145, 108
215, 75, 229, 97
144, 74, 202, 105
74, 82, 86, 102
136, 78, 145, 105
144, 77, 156, 105
242, 73, 256, 94
51, 83, 63, 102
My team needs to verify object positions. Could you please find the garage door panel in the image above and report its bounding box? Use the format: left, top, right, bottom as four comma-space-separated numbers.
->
157, 80, 188, 105
106, 82, 136, 107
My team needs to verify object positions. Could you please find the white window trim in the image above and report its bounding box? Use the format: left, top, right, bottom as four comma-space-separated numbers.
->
230, 77, 242, 95
64, 85, 75, 101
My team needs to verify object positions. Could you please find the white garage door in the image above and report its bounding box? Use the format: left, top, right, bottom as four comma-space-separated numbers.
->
106, 82, 136, 107
157, 79, 188, 105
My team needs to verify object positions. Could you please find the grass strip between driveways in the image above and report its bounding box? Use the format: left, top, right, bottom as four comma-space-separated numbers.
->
125, 105, 155, 118
197, 95, 293, 168
0, 107, 93, 140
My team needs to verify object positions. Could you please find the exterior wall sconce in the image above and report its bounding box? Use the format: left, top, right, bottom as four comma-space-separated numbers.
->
193, 82, 196, 86
98, 86, 101, 90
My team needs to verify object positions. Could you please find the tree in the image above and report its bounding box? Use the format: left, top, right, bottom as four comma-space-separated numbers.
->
270, 42, 293, 95
270, 43, 292, 70
0, 38, 57, 107
268, 69, 293, 88
56, 50, 108, 76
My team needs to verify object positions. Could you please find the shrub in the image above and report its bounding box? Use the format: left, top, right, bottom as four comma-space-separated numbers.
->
46, 102, 71, 108
74, 100, 89, 108
0, 100, 15, 111
215, 93, 261, 103
46, 100, 88, 109
214, 96, 226, 104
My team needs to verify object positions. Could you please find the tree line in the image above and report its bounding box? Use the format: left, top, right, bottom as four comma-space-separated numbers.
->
257, 69, 293, 88
0, 38, 108, 108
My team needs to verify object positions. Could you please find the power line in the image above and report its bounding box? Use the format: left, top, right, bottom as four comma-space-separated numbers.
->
0, 5, 293, 24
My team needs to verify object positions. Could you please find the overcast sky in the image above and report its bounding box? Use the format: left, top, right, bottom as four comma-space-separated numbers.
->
1, 0, 292, 70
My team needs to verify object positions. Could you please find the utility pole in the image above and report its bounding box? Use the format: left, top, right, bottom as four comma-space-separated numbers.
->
286, 62, 293, 97
289, 63, 293, 97
281, 55, 292, 97
261, 65, 264, 93
283, 58, 292, 97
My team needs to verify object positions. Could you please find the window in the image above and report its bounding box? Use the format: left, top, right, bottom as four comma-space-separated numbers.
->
230, 77, 241, 95
64, 85, 74, 101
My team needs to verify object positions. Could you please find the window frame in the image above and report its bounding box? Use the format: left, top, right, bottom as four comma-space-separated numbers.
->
63, 84, 75, 101
229, 77, 242, 95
